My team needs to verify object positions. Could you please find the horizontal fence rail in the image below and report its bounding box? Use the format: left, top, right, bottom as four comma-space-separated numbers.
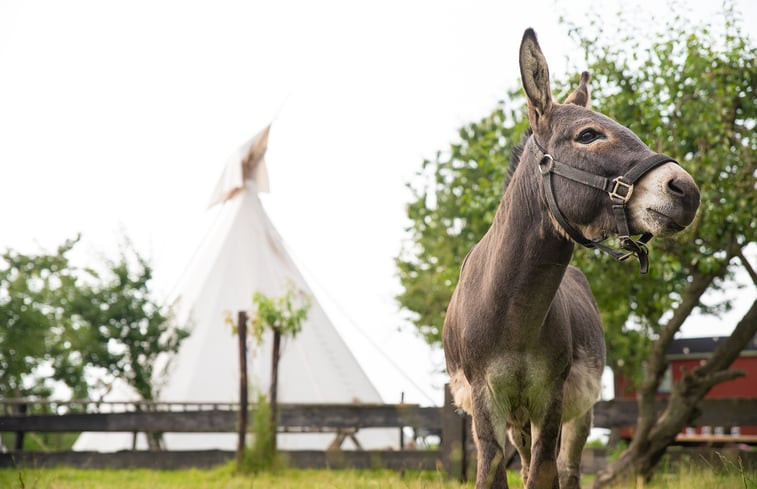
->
0, 404, 441, 433
2, 396, 756, 476
2, 399, 756, 433
0, 449, 442, 471
2, 446, 755, 473
592, 398, 757, 428
0, 399, 238, 415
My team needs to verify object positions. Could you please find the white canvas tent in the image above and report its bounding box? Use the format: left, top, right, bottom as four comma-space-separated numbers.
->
74, 126, 395, 451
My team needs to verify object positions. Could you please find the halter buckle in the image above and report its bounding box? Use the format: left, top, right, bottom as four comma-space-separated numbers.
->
609, 177, 634, 203
619, 236, 648, 255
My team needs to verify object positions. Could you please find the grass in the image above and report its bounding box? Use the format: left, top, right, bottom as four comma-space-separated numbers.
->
1, 464, 754, 489
1, 465, 484, 489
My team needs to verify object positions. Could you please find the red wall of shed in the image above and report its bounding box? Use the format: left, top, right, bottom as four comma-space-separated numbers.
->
614, 356, 757, 438
670, 356, 757, 398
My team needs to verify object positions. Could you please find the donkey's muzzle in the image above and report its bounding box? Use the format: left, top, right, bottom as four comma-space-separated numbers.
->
663, 173, 700, 226
632, 162, 700, 237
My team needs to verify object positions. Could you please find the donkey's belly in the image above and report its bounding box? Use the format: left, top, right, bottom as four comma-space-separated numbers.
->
562, 355, 603, 421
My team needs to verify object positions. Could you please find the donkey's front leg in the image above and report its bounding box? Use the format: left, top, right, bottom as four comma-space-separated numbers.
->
471, 390, 508, 489
528, 393, 563, 489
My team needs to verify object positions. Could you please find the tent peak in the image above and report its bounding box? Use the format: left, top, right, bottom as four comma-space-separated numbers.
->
207, 125, 271, 208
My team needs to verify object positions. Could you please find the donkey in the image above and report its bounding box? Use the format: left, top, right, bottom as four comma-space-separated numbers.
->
443, 29, 699, 489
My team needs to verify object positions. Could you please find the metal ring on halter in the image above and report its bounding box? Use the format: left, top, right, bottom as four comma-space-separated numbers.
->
538, 154, 555, 174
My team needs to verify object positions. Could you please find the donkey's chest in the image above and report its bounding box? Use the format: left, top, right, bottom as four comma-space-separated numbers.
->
484, 352, 567, 422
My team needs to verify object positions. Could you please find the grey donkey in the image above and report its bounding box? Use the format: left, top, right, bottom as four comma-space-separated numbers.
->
443, 28, 700, 489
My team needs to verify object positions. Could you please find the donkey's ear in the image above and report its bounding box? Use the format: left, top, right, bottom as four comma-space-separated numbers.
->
519, 28, 553, 121
564, 71, 591, 108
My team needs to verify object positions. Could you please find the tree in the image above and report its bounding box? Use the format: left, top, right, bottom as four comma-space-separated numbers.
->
248, 281, 311, 453
70, 241, 189, 404
396, 3, 756, 485
0, 238, 85, 400
0, 238, 188, 420
69, 240, 189, 450
563, 6, 757, 486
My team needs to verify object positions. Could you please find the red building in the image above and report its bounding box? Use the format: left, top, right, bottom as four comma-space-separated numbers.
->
615, 335, 757, 443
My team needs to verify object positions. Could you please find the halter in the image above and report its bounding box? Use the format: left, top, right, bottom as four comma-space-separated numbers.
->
532, 136, 677, 274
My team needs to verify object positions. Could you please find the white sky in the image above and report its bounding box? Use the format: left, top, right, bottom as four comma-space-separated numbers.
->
1, 0, 755, 405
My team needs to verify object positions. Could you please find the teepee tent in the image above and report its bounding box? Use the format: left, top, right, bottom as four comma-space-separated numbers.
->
74, 126, 395, 451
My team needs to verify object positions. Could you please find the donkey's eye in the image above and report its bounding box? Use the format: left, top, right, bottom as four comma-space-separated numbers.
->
577, 128, 602, 144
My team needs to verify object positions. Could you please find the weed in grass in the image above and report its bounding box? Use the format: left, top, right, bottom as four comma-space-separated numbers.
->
239, 392, 284, 474
713, 451, 757, 489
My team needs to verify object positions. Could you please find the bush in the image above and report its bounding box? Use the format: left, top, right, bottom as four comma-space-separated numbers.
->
239, 393, 284, 474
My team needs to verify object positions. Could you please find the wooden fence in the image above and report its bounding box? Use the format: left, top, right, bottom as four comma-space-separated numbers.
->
1, 393, 756, 478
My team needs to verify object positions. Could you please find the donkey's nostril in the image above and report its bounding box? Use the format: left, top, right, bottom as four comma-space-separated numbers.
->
664, 173, 700, 216
666, 177, 686, 197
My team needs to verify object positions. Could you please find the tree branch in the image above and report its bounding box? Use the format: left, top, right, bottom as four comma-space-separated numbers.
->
696, 298, 757, 377
736, 248, 757, 287
701, 368, 746, 390
642, 303, 757, 459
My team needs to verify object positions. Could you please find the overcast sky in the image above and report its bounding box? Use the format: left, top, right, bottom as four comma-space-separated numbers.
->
1, 0, 755, 405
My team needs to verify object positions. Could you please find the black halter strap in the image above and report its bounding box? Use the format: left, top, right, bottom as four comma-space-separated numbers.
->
532, 136, 677, 274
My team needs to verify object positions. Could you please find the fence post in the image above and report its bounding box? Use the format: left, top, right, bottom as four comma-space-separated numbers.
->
399, 392, 405, 450
269, 327, 280, 451
14, 402, 27, 451
236, 310, 248, 472
441, 384, 467, 481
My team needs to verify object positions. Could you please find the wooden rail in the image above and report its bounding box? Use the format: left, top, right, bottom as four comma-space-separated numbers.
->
0, 399, 238, 414
0, 449, 441, 471
1, 395, 756, 476
1, 446, 755, 473
2, 399, 756, 433
0, 404, 441, 433
592, 398, 757, 428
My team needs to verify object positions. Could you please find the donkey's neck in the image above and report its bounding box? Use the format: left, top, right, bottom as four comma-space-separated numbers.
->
477, 151, 574, 328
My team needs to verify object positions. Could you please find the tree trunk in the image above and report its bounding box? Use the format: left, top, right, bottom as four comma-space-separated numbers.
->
634, 267, 724, 444
146, 431, 165, 451
595, 245, 741, 487
269, 327, 281, 452
135, 400, 165, 451
594, 298, 757, 488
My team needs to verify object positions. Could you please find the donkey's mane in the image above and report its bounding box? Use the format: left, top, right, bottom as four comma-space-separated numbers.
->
503, 129, 532, 193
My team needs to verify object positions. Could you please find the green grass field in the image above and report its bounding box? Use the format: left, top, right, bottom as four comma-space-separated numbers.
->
6, 466, 470, 489
1, 465, 754, 489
